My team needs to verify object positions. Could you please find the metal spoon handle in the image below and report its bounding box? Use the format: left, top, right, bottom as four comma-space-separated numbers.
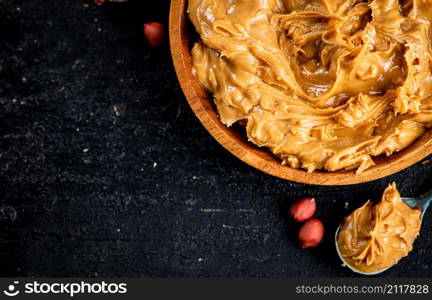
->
402, 188, 432, 212
419, 188, 432, 211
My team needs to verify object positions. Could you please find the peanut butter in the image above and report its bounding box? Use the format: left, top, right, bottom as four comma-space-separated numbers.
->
189, 0, 432, 173
337, 183, 421, 273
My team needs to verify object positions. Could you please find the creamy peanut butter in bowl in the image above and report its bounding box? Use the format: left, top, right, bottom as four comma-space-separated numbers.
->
169, 0, 432, 185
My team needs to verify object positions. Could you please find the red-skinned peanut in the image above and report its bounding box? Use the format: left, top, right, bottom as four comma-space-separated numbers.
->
289, 197, 316, 222
144, 22, 165, 48
299, 218, 324, 249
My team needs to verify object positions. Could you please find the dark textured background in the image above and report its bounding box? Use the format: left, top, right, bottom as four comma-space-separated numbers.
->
0, 0, 431, 277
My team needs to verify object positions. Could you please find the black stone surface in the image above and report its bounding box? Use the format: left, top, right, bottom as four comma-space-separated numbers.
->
0, 0, 431, 278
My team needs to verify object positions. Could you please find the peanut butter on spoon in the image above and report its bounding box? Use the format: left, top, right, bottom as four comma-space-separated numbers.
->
337, 183, 421, 274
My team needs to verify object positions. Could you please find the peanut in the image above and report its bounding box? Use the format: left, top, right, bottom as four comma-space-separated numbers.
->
299, 218, 324, 249
144, 22, 165, 48
289, 197, 316, 222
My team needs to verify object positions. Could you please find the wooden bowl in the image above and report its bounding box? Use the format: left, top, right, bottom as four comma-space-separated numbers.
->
169, 0, 432, 186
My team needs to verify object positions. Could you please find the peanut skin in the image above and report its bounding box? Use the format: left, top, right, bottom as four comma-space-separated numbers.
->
289, 197, 316, 222
144, 22, 165, 48
299, 218, 324, 249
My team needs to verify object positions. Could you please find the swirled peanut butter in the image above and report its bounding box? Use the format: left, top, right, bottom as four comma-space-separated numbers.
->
189, 0, 432, 172
337, 183, 421, 273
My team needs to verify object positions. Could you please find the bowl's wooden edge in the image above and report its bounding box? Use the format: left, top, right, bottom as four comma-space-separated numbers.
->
169, 0, 432, 186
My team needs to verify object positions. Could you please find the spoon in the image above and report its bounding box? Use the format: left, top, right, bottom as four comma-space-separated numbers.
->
335, 188, 432, 275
